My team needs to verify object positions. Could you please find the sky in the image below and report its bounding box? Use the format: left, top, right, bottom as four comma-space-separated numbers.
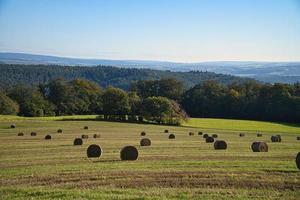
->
0, 0, 299, 62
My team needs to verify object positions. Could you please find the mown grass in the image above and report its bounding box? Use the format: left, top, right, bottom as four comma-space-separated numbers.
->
183, 118, 300, 134
0, 116, 299, 199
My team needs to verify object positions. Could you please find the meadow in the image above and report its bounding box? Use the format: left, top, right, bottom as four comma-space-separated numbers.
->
0, 115, 299, 199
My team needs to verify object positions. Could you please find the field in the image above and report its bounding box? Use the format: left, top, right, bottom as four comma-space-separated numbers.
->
0, 116, 299, 199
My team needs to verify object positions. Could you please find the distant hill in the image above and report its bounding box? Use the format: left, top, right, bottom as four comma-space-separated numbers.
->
0, 52, 299, 83
0, 64, 252, 90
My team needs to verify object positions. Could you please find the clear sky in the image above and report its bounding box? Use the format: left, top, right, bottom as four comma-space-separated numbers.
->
0, 0, 299, 62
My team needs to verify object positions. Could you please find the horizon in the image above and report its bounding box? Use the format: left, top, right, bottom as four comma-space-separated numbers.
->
1, 51, 300, 64
0, 0, 300, 62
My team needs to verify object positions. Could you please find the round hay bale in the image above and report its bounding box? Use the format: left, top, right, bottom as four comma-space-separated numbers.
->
140, 131, 146, 136
73, 138, 83, 145
214, 140, 227, 150
81, 134, 89, 139
11, 124, 16, 128
164, 129, 169, 133
251, 141, 268, 152
271, 135, 281, 142
45, 135, 51, 140
120, 146, 138, 161
57, 129, 63, 133
206, 136, 214, 143
296, 152, 300, 170
297, 136, 300, 141
30, 132, 37, 136
93, 134, 101, 138
168, 134, 175, 139
140, 138, 151, 146
239, 133, 245, 137
198, 131, 203, 135
87, 144, 102, 158
17, 132, 24, 136
189, 132, 194, 136
212, 134, 218, 138
203, 133, 209, 139
84, 126, 89, 130
257, 133, 263, 137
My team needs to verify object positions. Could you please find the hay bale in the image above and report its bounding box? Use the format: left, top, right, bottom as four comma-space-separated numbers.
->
93, 134, 101, 138
206, 136, 214, 143
212, 134, 218, 138
140, 131, 146, 136
17, 132, 24, 136
81, 134, 89, 139
164, 129, 169, 133
140, 138, 151, 146
87, 144, 102, 158
45, 135, 51, 140
296, 152, 300, 170
57, 129, 63, 133
30, 132, 37, 136
198, 131, 203, 135
11, 124, 16, 128
239, 133, 245, 137
203, 133, 209, 139
257, 133, 263, 137
84, 126, 89, 130
189, 132, 194, 136
214, 140, 227, 150
168, 134, 175, 139
297, 136, 300, 141
120, 146, 138, 160
251, 141, 268, 152
73, 138, 83, 145
271, 135, 281, 142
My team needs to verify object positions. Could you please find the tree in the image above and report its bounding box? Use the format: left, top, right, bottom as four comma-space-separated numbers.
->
102, 86, 130, 120
0, 92, 19, 115
131, 78, 184, 100
128, 92, 141, 121
8, 85, 55, 117
140, 96, 188, 125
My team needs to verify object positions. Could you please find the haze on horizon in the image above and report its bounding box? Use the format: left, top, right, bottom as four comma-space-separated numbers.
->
0, 0, 300, 63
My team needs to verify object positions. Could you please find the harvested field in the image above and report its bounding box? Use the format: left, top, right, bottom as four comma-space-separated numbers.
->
0, 115, 299, 199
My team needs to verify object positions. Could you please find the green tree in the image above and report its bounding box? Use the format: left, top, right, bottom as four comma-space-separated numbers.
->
8, 85, 55, 117
141, 96, 173, 124
102, 86, 130, 120
0, 92, 19, 115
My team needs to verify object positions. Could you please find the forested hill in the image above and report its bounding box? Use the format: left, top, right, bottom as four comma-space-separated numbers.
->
0, 64, 252, 90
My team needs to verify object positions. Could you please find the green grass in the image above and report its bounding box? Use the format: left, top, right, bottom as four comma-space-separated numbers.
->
0, 116, 299, 199
183, 118, 300, 134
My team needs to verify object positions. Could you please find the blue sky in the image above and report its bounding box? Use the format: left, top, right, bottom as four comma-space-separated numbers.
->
0, 0, 299, 62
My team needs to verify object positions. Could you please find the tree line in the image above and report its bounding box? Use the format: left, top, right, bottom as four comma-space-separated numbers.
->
0, 64, 251, 90
0, 78, 188, 125
1, 77, 299, 124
